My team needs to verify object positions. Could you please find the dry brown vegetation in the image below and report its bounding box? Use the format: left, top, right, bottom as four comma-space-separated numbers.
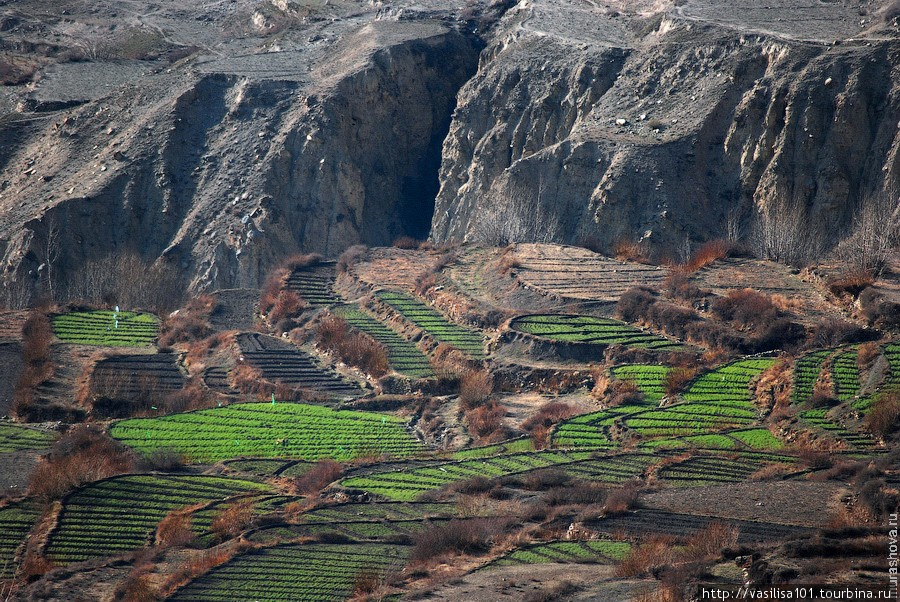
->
684, 239, 731, 272
464, 399, 508, 443
863, 391, 900, 440
12, 307, 54, 419
409, 518, 508, 565
664, 366, 696, 397
337, 245, 369, 273
316, 315, 390, 377
158, 295, 218, 348
614, 239, 650, 263
291, 459, 344, 495
28, 425, 134, 501
458, 369, 493, 409
521, 401, 577, 447
210, 501, 255, 542
156, 509, 198, 548
827, 270, 874, 298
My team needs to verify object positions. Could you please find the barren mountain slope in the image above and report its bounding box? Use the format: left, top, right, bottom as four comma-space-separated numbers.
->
0, 0, 897, 298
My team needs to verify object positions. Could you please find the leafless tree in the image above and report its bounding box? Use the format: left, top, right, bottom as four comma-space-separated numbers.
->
471, 178, 561, 246
833, 192, 900, 276
41, 217, 61, 302
750, 202, 824, 267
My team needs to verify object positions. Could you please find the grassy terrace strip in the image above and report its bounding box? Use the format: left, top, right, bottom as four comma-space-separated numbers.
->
791, 349, 831, 404
169, 543, 410, 602
284, 265, 341, 307
190, 495, 296, 547
798, 409, 876, 450
333, 304, 434, 378
452, 437, 534, 460
831, 347, 860, 402
110, 403, 424, 463
375, 290, 485, 358
341, 451, 657, 502
854, 343, 900, 412
45, 475, 269, 564
642, 428, 783, 451
656, 452, 798, 486
509, 314, 682, 350
222, 458, 314, 478
0, 422, 57, 453
611, 364, 673, 403
51, 310, 159, 346
0, 501, 39, 579
486, 539, 631, 568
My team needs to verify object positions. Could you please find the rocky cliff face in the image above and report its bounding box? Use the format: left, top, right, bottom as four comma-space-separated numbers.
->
0, 5, 479, 295
431, 0, 900, 256
0, 0, 897, 299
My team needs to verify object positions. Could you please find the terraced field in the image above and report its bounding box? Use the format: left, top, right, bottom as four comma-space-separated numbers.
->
189, 495, 296, 546
554, 359, 774, 445
341, 451, 657, 502
51, 310, 159, 346
236, 333, 362, 399
223, 458, 313, 478
656, 452, 796, 486
486, 539, 631, 568
88, 353, 185, 405
587, 509, 813, 544
509, 315, 683, 350
0, 422, 57, 453
0, 501, 39, 579
332, 304, 433, 378
45, 475, 269, 564
110, 403, 424, 463
791, 349, 831, 404
831, 348, 860, 402
852, 343, 900, 412
284, 263, 341, 307
797, 408, 876, 449
611, 364, 672, 403
622, 359, 774, 438
169, 543, 410, 601
643, 428, 783, 451
512, 243, 667, 302
375, 290, 485, 358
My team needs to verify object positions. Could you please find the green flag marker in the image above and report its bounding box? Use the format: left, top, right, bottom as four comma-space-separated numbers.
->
382, 416, 386, 426
271, 393, 276, 405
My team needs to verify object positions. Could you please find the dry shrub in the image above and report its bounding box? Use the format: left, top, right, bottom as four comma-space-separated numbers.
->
711, 288, 778, 331
352, 569, 383, 596
808, 318, 872, 349
291, 459, 343, 494
337, 244, 368, 273
231, 363, 265, 393
157, 510, 197, 548
164, 547, 238, 594
410, 518, 506, 564
828, 270, 874, 297
686, 239, 730, 271
748, 460, 792, 481
607, 379, 645, 408
615, 535, 677, 577
857, 341, 882, 373
283, 253, 324, 271
465, 400, 507, 442
28, 425, 134, 501
392, 236, 423, 250
458, 369, 493, 410
497, 247, 522, 275
268, 290, 307, 328
859, 288, 900, 330
753, 358, 792, 411
523, 581, 579, 602
684, 522, 739, 559
160, 380, 214, 414
664, 366, 696, 397
19, 554, 54, 582
114, 565, 161, 602
604, 480, 643, 514
140, 448, 186, 472
864, 391, 900, 439
522, 468, 572, 491
13, 307, 54, 419
159, 296, 217, 347
259, 268, 289, 316
663, 270, 703, 301
521, 402, 577, 436
316, 315, 390, 377
614, 239, 649, 263
210, 501, 254, 542
632, 585, 682, 602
